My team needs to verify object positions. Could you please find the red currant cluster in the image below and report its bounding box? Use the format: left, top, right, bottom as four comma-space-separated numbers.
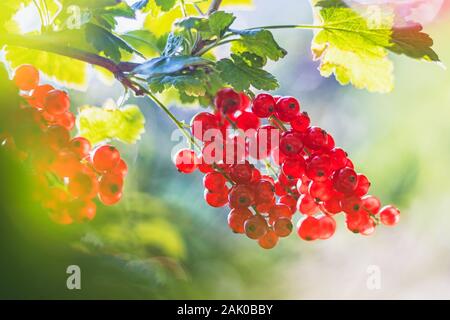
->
0, 65, 128, 224
174, 88, 400, 249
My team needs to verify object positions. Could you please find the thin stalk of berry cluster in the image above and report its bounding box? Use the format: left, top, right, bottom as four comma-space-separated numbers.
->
133, 83, 200, 149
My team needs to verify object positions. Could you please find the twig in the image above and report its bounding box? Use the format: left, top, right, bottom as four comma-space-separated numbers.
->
207, 0, 223, 15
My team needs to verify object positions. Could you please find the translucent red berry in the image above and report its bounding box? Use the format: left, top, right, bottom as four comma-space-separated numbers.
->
290, 112, 310, 132
229, 184, 255, 208
304, 126, 328, 150
44, 90, 70, 115
318, 215, 336, 240
228, 208, 253, 233
99, 173, 124, 199
203, 172, 227, 192
174, 149, 197, 174
258, 229, 279, 249
297, 194, 319, 216
244, 215, 268, 239
14, 64, 39, 91
93, 145, 121, 172
280, 131, 303, 157
191, 112, 219, 141
273, 217, 293, 237
379, 205, 400, 226
215, 88, 241, 114
235, 111, 260, 131
333, 167, 358, 194
230, 162, 253, 184
252, 93, 275, 118
275, 96, 300, 122
298, 216, 320, 241
204, 189, 228, 207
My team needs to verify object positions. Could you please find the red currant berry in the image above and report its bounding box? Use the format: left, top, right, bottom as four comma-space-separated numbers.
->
30, 84, 54, 108
279, 195, 297, 214
173, 149, 198, 174
309, 180, 334, 202
379, 205, 400, 226
280, 131, 303, 157
281, 157, 306, 179
228, 208, 253, 233
361, 195, 381, 214
290, 112, 310, 132
69, 137, 91, 159
93, 145, 121, 172
204, 189, 228, 207
203, 172, 227, 192
99, 191, 123, 205
304, 127, 328, 150
321, 198, 342, 215
239, 92, 251, 110
333, 167, 358, 194
340, 196, 363, 214
252, 93, 275, 118
99, 173, 124, 199
297, 216, 320, 241
275, 96, 300, 122
68, 170, 99, 199
244, 215, 268, 239
258, 229, 279, 249
235, 111, 260, 131
111, 159, 128, 177
318, 215, 336, 240
44, 90, 70, 115
45, 125, 70, 150
297, 194, 319, 216
354, 174, 371, 197
55, 112, 76, 130
191, 112, 220, 141
249, 125, 280, 159
13, 65, 39, 91
306, 154, 332, 182
51, 150, 82, 178
329, 148, 348, 170
273, 217, 293, 237
229, 184, 255, 208
215, 88, 241, 114
230, 162, 253, 184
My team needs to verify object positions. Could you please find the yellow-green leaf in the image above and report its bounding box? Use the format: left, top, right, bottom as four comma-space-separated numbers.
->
77, 102, 146, 144
5, 46, 88, 90
144, 0, 253, 37
311, 4, 395, 93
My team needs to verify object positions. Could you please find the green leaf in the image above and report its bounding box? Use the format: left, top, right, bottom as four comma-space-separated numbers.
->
132, 56, 213, 78
148, 71, 207, 97
390, 23, 439, 62
156, 0, 177, 11
121, 30, 162, 58
216, 53, 278, 91
177, 11, 235, 39
85, 23, 137, 62
77, 103, 146, 144
5, 46, 88, 90
311, 5, 394, 93
232, 29, 287, 61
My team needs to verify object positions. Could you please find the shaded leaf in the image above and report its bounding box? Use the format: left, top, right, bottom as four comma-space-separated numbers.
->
232, 29, 287, 61
390, 23, 439, 62
217, 53, 278, 91
85, 23, 137, 62
132, 56, 213, 78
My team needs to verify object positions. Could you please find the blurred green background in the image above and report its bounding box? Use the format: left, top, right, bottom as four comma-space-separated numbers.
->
1, 0, 450, 299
